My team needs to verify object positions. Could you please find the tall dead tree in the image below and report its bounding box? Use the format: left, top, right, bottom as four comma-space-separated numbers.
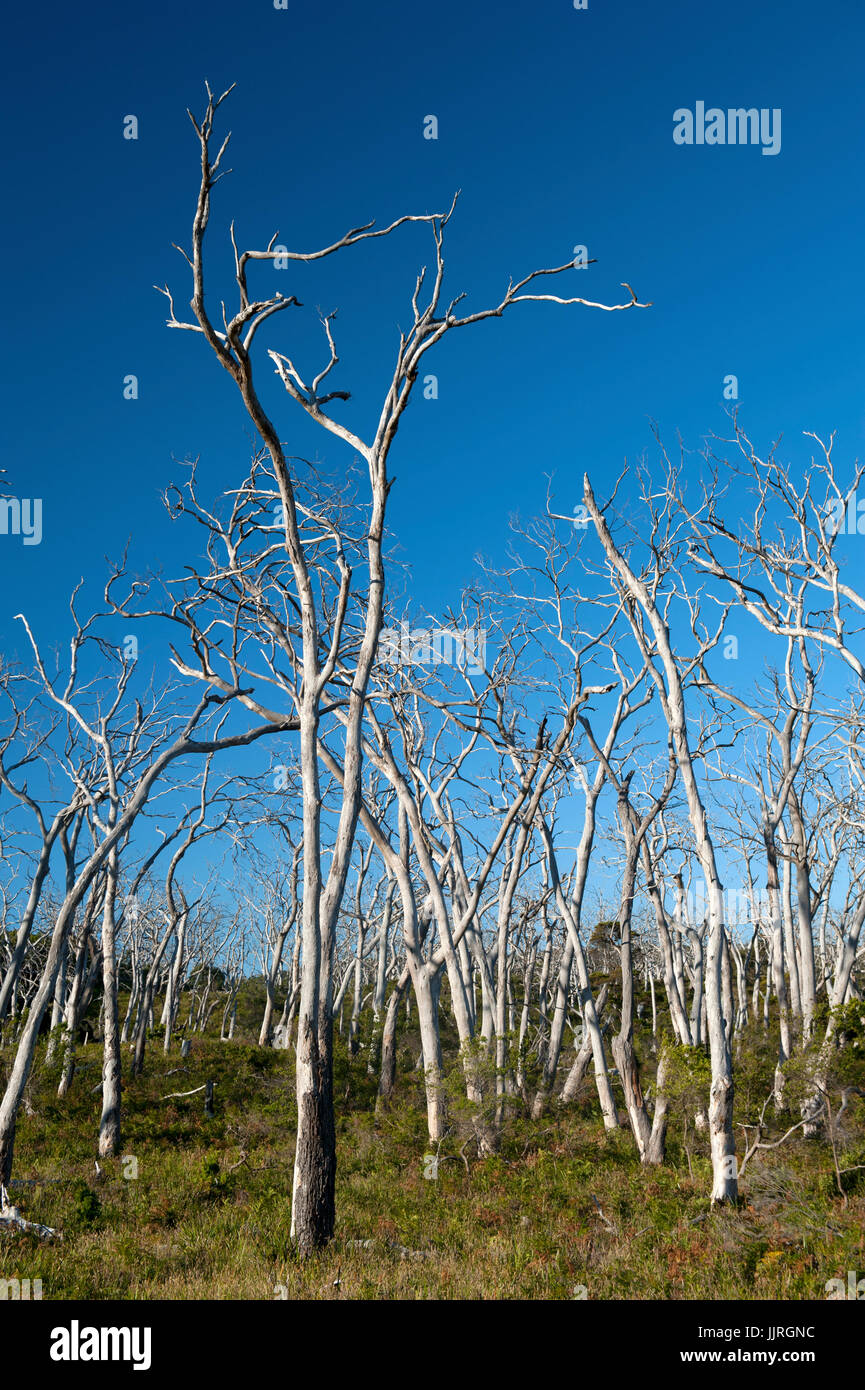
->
583, 474, 738, 1203
153, 81, 646, 1250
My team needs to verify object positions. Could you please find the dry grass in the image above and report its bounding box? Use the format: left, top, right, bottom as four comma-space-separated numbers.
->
1, 1026, 863, 1300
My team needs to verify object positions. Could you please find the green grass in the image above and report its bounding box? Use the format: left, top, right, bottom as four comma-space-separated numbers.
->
2, 1021, 863, 1300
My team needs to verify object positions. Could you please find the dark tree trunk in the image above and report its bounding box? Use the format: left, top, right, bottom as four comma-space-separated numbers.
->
292, 1015, 336, 1254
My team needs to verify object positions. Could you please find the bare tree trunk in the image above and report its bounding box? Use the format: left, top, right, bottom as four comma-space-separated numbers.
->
751, 932, 762, 1024
349, 917, 366, 1057
369, 881, 394, 1075
131, 912, 179, 1079
120, 947, 140, 1045
534, 938, 573, 1117
585, 478, 737, 1202
0, 809, 73, 1027
780, 853, 802, 1022
560, 982, 609, 1103
58, 928, 91, 1099
99, 843, 122, 1156
769, 873, 791, 1109
45, 937, 68, 1067
259, 862, 299, 1048
789, 792, 817, 1041
802, 893, 865, 1134
162, 911, 187, 1053
515, 938, 537, 1093
290, 703, 336, 1254
608, 765, 674, 1163
410, 962, 445, 1142
377, 967, 410, 1105
721, 929, 734, 1054
536, 818, 619, 1129
644, 1046, 671, 1165
643, 849, 692, 1045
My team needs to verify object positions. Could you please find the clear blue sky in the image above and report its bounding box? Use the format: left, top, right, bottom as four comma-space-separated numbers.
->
1, 0, 863, 726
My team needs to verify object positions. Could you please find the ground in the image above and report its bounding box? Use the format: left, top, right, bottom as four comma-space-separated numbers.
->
2, 1019, 863, 1300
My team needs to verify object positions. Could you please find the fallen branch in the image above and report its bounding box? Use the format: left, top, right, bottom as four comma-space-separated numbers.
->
0, 1184, 62, 1240
159, 1084, 206, 1100
590, 1193, 617, 1235
737, 1091, 823, 1180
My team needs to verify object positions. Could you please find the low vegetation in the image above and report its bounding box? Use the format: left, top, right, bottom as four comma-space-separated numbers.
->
2, 986, 862, 1301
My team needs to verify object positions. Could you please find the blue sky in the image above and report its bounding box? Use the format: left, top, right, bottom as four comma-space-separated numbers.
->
3, 0, 863, 635
1, 0, 863, 898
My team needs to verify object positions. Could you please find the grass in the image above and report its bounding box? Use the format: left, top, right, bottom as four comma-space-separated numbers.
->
1, 1013, 863, 1300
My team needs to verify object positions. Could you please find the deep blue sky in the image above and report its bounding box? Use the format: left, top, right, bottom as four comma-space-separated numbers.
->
1, 0, 863, 766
